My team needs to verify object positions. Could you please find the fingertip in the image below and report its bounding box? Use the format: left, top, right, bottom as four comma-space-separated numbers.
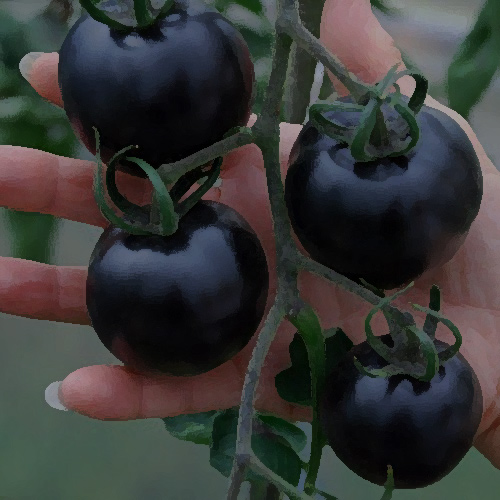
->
60, 365, 142, 421
20, 51, 63, 108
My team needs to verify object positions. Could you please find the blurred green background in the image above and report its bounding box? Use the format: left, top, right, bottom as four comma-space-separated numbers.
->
0, 0, 499, 498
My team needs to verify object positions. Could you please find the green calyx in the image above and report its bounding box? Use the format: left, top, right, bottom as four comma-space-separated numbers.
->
92, 127, 222, 237
79, 0, 175, 33
354, 283, 462, 382
309, 66, 429, 162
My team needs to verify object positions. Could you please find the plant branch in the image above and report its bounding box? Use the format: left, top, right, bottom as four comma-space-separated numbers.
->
226, 301, 287, 500
278, 0, 370, 102
224, 1, 420, 498
227, 25, 301, 499
157, 128, 254, 184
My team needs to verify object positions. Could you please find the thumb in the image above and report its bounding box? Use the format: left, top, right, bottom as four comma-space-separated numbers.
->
320, 0, 412, 95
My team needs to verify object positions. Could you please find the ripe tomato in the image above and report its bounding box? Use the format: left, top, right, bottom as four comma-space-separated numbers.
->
285, 102, 483, 289
59, 0, 254, 176
86, 201, 269, 376
320, 334, 483, 488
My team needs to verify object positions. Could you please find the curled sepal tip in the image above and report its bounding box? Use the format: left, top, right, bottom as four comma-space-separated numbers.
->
125, 156, 179, 236
175, 158, 222, 218
422, 284, 441, 339
353, 357, 407, 379
93, 128, 153, 235
403, 324, 439, 382
411, 303, 462, 363
364, 281, 415, 361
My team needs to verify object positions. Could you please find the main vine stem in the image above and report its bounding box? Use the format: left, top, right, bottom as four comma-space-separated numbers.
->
225, 0, 393, 498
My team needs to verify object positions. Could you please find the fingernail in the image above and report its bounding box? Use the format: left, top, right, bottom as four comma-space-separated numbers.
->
45, 381, 69, 411
19, 52, 44, 82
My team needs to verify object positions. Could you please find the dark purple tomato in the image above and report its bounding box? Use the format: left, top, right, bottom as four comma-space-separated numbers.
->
285, 100, 483, 289
86, 201, 269, 376
59, 0, 254, 176
320, 334, 483, 489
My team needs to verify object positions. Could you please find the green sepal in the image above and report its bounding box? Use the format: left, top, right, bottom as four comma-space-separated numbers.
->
125, 156, 179, 236
411, 303, 462, 363
422, 284, 441, 339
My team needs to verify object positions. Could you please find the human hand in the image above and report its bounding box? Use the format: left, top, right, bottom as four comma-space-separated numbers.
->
2, 0, 500, 471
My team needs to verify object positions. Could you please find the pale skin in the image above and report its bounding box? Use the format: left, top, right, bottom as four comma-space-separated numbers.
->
2, 0, 500, 471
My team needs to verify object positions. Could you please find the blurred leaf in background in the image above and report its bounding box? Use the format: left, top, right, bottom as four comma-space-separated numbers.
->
447, 0, 500, 119
0, 0, 78, 264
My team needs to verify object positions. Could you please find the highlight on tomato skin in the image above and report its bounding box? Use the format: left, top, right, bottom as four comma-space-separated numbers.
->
284, 101, 483, 290
58, 0, 255, 177
86, 201, 270, 376
320, 334, 483, 489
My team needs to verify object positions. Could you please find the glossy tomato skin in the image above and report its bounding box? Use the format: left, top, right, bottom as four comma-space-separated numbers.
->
320, 334, 483, 489
86, 201, 269, 376
59, 0, 254, 176
285, 101, 483, 289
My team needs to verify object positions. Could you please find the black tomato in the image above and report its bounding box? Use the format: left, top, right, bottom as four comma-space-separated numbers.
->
285, 101, 483, 289
59, 0, 254, 176
86, 201, 269, 376
320, 334, 483, 489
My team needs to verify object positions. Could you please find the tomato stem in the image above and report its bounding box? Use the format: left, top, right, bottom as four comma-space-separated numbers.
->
287, 306, 326, 495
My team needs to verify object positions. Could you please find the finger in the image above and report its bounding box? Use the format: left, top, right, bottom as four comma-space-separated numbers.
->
21, 52, 63, 108
319, 0, 498, 177
57, 322, 311, 421
0, 257, 89, 325
320, 0, 403, 94
0, 146, 152, 227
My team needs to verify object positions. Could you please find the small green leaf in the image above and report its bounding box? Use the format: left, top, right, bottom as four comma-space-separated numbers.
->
252, 433, 302, 486
209, 409, 239, 478
257, 415, 307, 454
162, 410, 220, 445
447, 0, 500, 118
275, 328, 353, 406
209, 409, 303, 486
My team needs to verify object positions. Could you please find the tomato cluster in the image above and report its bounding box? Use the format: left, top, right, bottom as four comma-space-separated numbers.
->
60, 0, 484, 492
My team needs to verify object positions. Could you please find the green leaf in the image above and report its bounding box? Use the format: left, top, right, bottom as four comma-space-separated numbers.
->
209, 409, 303, 486
275, 328, 353, 406
257, 415, 307, 454
275, 333, 312, 406
252, 433, 302, 487
162, 410, 220, 445
209, 409, 239, 478
447, 0, 500, 118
